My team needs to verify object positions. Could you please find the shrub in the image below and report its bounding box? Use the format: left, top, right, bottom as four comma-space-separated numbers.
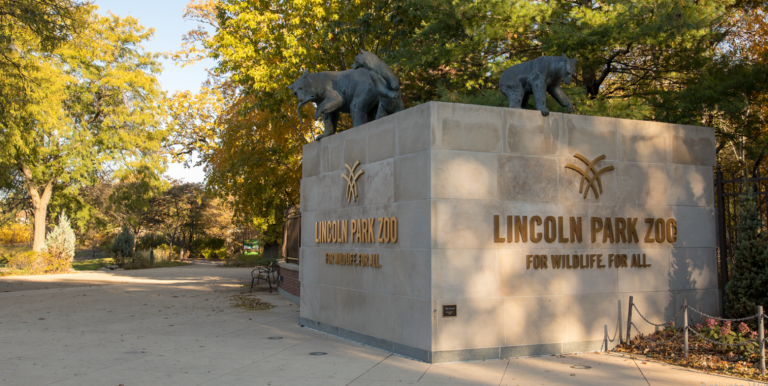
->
110, 226, 135, 267
7, 251, 69, 274
222, 253, 275, 267
42, 213, 76, 269
136, 233, 166, 250
194, 237, 227, 259
696, 318, 759, 354
725, 191, 768, 320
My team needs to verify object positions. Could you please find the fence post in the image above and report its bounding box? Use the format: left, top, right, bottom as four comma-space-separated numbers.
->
683, 298, 688, 357
716, 166, 728, 316
626, 296, 634, 346
759, 305, 765, 377
618, 300, 624, 345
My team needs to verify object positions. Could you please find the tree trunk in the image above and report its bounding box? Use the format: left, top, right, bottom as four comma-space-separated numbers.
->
19, 161, 55, 252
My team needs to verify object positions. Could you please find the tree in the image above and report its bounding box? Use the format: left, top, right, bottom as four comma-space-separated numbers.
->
0, 0, 88, 72
0, 9, 166, 251
725, 191, 768, 319
105, 166, 168, 237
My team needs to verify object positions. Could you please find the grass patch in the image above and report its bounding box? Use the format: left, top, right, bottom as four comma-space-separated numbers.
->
72, 258, 115, 271
74, 248, 109, 260
230, 295, 275, 311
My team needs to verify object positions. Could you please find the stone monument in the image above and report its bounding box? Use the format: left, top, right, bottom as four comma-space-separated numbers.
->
299, 102, 718, 363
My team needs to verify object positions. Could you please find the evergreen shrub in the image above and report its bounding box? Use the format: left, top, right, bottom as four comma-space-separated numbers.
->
725, 191, 768, 321
42, 213, 76, 269
110, 226, 135, 267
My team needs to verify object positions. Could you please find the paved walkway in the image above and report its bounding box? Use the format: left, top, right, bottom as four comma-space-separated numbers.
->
0, 266, 762, 386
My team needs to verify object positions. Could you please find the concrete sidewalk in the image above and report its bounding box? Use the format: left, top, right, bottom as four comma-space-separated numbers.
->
0, 266, 762, 386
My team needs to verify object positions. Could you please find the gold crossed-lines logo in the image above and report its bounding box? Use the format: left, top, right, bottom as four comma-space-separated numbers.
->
565, 153, 615, 199
341, 161, 365, 203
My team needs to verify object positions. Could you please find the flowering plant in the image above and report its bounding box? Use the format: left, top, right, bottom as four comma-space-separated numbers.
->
695, 318, 758, 354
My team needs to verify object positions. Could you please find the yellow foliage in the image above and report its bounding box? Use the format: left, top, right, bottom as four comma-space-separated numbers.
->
7, 251, 71, 274
0, 223, 33, 245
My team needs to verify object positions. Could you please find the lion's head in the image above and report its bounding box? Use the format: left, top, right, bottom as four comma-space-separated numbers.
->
288, 70, 317, 123
560, 55, 577, 85
287, 70, 315, 104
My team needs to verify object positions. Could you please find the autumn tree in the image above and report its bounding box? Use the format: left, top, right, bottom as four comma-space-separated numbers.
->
0, 8, 166, 251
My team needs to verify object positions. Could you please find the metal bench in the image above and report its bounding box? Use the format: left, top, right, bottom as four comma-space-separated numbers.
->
250, 261, 279, 293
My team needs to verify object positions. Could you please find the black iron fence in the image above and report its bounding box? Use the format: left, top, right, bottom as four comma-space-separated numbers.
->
714, 166, 768, 314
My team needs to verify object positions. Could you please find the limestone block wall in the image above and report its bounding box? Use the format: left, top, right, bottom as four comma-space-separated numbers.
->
299, 101, 718, 363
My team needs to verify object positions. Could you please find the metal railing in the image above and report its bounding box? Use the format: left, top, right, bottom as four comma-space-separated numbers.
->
626, 295, 766, 376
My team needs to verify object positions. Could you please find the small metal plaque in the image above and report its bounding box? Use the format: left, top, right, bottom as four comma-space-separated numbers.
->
443, 305, 457, 317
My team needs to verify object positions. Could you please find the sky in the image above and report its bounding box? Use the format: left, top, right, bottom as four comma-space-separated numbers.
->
92, 0, 211, 183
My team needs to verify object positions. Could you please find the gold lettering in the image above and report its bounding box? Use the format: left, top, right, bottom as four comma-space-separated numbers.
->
355, 220, 362, 243
350, 220, 357, 243
597, 254, 605, 268
530, 216, 542, 243
315, 222, 319, 243
494, 215, 505, 243
507, 216, 513, 243
570, 217, 583, 243
526, 255, 533, 269
628, 218, 639, 243
516, 216, 528, 243
608, 254, 614, 268
342, 220, 348, 243
666, 219, 677, 243
382, 217, 390, 243
654, 218, 665, 243
322, 222, 328, 243
616, 218, 627, 243
368, 218, 375, 242
361, 219, 368, 242
553, 255, 562, 268
544, 216, 556, 243
591, 217, 603, 243
644, 218, 655, 243
557, 216, 569, 243
390, 217, 398, 243
541, 254, 548, 269
631, 254, 638, 267
603, 218, 614, 243
377, 217, 384, 243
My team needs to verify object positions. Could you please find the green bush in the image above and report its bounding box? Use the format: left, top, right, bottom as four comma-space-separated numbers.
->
136, 233, 166, 250
194, 237, 227, 259
725, 191, 768, 320
110, 226, 135, 267
222, 253, 275, 267
42, 213, 76, 269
